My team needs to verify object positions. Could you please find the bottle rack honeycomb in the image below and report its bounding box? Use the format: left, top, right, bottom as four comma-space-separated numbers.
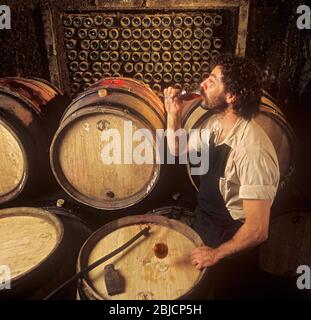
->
62, 11, 237, 98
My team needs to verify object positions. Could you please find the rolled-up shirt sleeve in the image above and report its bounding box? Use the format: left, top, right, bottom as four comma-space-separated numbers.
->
235, 145, 280, 200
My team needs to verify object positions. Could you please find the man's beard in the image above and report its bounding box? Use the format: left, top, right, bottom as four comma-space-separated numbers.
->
200, 87, 228, 114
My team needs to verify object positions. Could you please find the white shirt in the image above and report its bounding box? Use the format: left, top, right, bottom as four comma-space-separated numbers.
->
203, 114, 280, 221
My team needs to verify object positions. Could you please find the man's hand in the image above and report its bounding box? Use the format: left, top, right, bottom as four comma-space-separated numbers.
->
163, 86, 184, 115
190, 199, 272, 270
191, 246, 220, 269
164, 86, 185, 156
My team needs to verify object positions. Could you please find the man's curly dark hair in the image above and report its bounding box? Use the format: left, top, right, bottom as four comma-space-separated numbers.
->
211, 55, 262, 120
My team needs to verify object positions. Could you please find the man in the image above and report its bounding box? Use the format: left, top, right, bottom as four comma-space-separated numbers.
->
164, 55, 280, 298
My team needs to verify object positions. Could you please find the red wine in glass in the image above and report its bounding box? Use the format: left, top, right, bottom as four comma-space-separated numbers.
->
178, 84, 202, 101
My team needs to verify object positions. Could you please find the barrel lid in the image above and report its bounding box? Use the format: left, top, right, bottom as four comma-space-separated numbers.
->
0, 119, 26, 203
0, 207, 63, 282
78, 214, 206, 300
50, 106, 161, 210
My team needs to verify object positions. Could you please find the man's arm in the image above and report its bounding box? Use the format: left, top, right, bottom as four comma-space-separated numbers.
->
164, 87, 202, 157
167, 108, 184, 156
164, 86, 186, 156
191, 199, 271, 269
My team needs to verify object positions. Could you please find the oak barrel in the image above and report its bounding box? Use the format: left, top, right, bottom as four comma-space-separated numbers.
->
77, 214, 208, 300
0, 206, 91, 299
260, 210, 311, 277
50, 77, 166, 210
148, 205, 196, 227
182, 91, 296, 191
0, 77, 66, 204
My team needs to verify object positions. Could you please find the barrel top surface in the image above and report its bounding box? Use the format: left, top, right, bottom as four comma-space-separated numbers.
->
0, 120, 25, 198
0, 207, 63, 281
79, 215, 205, 300
51, 109, 160, 209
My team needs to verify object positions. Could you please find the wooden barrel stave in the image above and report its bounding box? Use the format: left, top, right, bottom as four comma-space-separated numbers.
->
61, 77, 165, 123
260, 210, 311, 277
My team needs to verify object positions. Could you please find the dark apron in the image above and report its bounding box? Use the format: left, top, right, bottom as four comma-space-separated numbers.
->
192, 133, 261, 299
192, 133, 242, 248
